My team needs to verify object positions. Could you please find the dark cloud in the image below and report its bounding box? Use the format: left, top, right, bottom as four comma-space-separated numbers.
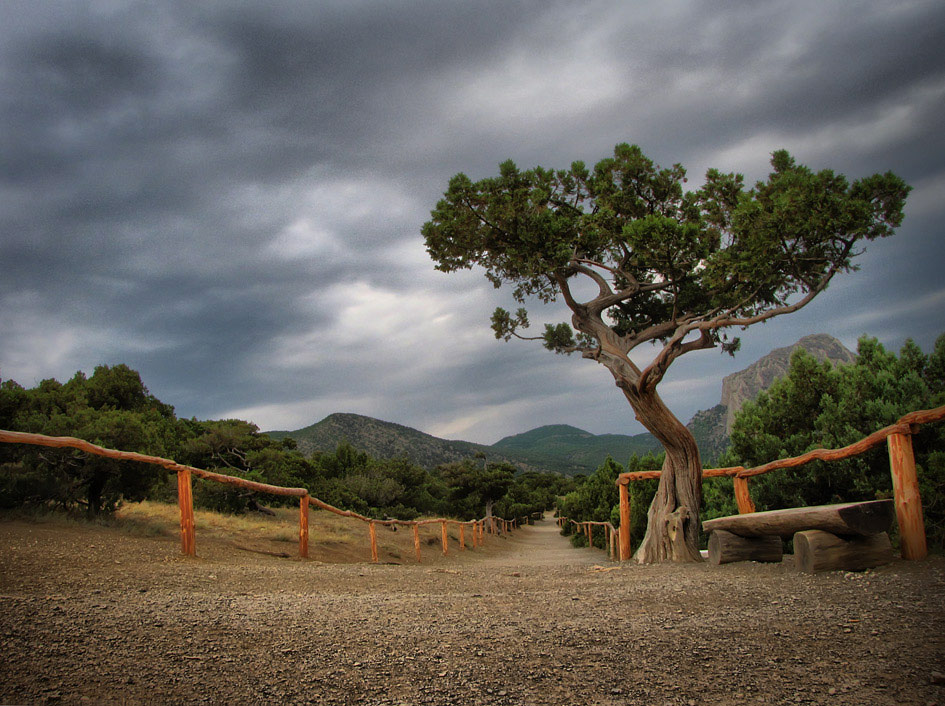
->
2, 1, 944, 443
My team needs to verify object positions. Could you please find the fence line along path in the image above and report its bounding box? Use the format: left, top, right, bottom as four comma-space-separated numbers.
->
0, 429, 533, 563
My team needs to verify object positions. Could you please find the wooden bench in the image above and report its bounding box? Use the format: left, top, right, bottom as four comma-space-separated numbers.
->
702, 499, 896, 573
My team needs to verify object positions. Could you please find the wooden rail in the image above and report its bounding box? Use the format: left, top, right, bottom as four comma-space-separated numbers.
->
613, 405, 945, 561
555, 516, 622, 561
0, 429, 531, 562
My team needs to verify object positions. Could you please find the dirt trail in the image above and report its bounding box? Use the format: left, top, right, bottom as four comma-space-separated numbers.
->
472, 518, 601, 568
2, 516, 944, 705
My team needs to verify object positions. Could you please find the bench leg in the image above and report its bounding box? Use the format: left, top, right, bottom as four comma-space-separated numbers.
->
793, 530, 893, 573
708, 530, 782, 565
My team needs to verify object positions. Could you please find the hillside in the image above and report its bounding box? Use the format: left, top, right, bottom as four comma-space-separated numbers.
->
686, 333, 855, 461
269, 333, 856, 474
492, 424, 659, 472
267, 413, 542, 472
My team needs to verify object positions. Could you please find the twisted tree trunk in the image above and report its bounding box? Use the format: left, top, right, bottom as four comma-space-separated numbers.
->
621, 384, 703, 563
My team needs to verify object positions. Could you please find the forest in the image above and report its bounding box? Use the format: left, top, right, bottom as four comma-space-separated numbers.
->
1, 333, 943, 552
0, 363, 574, 523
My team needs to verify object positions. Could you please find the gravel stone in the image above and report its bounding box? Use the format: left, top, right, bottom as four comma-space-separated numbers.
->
1, 517, 943, 705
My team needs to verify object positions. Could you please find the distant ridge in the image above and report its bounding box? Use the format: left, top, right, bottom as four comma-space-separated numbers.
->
266, 413, 543, 472
492, 424, 659, 472
268, 333, 856, 474
266, 414, 646, 475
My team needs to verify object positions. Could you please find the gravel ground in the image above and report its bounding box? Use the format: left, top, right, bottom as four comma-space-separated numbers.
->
1, 516, 944, 705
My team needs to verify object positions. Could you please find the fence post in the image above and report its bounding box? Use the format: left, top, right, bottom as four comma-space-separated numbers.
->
369, 521, 379, 563
459, 523, 466, 550
299, 495, 309, 558
177, 468, 196, 556
888, 431, 928, 560
733, 476, 756, 514
441, 521, 448, 555
587, 523, 593, 548
413, 523, 422, 563
618, 481, 631, 561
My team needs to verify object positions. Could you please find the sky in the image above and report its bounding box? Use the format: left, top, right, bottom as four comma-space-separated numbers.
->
2, 1, 944, 445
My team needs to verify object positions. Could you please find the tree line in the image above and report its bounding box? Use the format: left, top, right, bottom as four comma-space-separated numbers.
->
557, 334, 945, 552
0, 364, 575, 521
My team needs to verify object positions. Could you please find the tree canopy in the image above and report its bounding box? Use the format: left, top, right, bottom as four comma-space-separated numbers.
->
425, 144, 909, 390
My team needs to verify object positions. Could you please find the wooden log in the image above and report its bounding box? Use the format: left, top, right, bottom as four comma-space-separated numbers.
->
738, 424, 911, 478
369, 521, 379, 563
413, 524, 421, 563
793, 530, 894, 573
459, 524, 466, 551
619, 482, 631, 561
177, 468, 196, 556
707, 530, 782, 565
733, 476, 755, 514
888, 432, 928, 560
299, 495, 309, 559
622, 466, 744, 482
702, 500, 894, 538
441, 521, 448, 555
587, 523, 593, 548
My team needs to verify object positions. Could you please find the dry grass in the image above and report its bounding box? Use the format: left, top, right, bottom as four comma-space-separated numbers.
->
112, 501, 476, 564
115, 500, 353, 544
3, 500, 489, 565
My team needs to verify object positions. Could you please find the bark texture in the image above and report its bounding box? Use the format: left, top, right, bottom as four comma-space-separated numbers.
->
622, 385, 703, 563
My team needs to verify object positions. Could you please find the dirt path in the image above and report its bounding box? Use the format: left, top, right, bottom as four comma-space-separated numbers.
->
2, 516, 944, 705
472, 517, 601, 568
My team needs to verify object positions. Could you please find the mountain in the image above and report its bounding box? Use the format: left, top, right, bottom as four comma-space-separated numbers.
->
719, 333, 856, 433
267, 414, 648, 475
686, 333, 856, 462
492, 424, 660, 473
267, 413, 547, 473
268, 333, 856, 474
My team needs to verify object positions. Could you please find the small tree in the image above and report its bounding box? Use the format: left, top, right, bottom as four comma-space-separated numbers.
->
438, 459, 514, 524
423, 144, 908, 562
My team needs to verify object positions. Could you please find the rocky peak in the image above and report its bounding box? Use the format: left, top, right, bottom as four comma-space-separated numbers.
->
720, 333, 855, 433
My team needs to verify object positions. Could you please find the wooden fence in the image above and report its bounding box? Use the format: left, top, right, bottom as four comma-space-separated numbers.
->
0, 429, 533, 563
555, 517, 621, 560
614, 405, 945, 561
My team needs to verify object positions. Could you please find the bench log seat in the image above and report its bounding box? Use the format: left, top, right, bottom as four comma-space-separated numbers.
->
702, 500, 895, 572
702, 499, 894, 538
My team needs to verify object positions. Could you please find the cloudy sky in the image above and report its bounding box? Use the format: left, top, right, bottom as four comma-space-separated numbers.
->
2, 1, 944, 445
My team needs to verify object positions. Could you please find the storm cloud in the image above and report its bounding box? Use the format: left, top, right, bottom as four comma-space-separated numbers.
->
2, 1, 944, 444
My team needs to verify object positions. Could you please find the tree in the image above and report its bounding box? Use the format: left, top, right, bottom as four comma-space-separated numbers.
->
423, 143, 909, 561
0, 367, 178, 515
438, 459, 514, 523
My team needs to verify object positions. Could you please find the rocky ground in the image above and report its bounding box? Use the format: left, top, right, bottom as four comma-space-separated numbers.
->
1, 515, 943, 705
